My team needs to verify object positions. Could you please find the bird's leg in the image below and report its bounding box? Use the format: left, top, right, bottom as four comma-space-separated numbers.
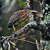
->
12, 24, 16, 32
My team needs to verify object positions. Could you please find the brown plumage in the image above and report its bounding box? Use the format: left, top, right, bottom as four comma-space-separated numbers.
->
8, 9, 29, 28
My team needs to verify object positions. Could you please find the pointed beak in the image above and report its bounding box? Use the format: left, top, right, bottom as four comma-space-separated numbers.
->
30, 10, 37, 12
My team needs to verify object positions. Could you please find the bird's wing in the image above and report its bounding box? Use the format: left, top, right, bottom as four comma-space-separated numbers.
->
8, 9, 29, 28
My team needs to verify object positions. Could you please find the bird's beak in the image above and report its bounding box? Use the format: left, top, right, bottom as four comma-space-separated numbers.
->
30, 10, 37, 12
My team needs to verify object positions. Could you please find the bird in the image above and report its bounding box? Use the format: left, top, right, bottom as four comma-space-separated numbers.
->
8, 0, 41, 30
8, 9, 29, 28
8, 7, 37, 31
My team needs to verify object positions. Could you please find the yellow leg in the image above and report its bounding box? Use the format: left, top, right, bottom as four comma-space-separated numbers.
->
12, 25, 16, 32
